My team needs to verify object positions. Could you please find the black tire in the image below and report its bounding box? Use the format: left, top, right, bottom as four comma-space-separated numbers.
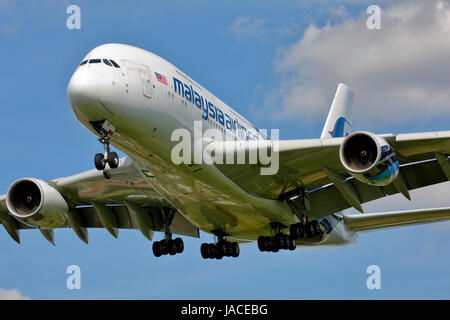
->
175, 238, 184, 254
231, 242, 240, 258
168, 240, 177, 255
305, 222, 315, 237
94, 153, 105, 170
313, 221, 321, 235
274, 234, 282, 250
225, 242, 233, 257
107, 151, 119, 169
215, 247, 224, 260
152, 241, 161, 257
201, 243, 209, 259
217, 241, 227, 257
159, 239, 168, 255
257, 236, 266, 252
282, 234, 290, 250
288, 236, 296, 251
207, 243, 216, 259
296, 224, 305, 239
264, 236, 273, 252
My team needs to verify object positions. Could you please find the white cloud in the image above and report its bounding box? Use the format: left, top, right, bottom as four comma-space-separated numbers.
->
229, 16, 269, 38
229, 16, 301, 42
0, 288, 30, 300
262, 0, 450, 127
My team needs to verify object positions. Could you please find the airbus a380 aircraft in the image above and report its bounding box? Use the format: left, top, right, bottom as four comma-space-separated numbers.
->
1, 43, 450, 260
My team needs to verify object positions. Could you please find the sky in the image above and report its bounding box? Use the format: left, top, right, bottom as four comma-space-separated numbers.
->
1, 0, 450, 299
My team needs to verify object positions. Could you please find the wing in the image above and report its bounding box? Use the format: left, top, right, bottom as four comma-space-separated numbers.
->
208, 130, 450, 219
344, 207, 450, 232
0, 157, 199, 244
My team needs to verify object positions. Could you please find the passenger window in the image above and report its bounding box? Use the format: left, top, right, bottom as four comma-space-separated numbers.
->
89, 59, 101, 64
110, 60, 121, 68
103, 59, 112, 67
79, 60, 88, 66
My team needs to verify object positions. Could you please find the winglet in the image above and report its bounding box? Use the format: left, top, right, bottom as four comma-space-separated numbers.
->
320, 83, 353, 139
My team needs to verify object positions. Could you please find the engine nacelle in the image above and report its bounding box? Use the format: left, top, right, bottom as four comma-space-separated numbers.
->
6, 178, 68, 229
339, 131, 399, 186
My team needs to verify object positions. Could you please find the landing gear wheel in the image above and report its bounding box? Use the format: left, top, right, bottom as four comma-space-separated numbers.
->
282, 234, 290, 250
265, 237, 273, 252
152, 241, 162, 257
168, 239, 177, 255
215, 246, 224, 260
217, 241, 227, 257
94, 153, 105, 170
207, 243, 216, 259
107, 151, 119, 169
305, 222, 316, 237
313, 220, 321, 235
231, 242, 240, 258
201, 243, 209, 259
258, 236, 266, 252
288, 236, 296, 251
274, 234, 282, 251
290, 223, 305, 240
159, 239, 168, 255
225, 241, 233, 257
175, 238, 184, 254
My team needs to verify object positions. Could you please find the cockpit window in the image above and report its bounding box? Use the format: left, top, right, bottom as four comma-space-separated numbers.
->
109, 59, 121, 68
79, 60, 88, 66
89, 59, 101, 64
102, 59, 112, 67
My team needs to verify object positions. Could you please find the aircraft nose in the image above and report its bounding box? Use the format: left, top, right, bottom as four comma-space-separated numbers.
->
67, 67, 113, 122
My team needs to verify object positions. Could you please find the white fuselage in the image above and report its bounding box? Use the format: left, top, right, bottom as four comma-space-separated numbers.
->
67, 43, 357, 247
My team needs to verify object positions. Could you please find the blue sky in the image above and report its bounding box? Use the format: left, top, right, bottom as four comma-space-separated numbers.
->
1, 0, 450, 299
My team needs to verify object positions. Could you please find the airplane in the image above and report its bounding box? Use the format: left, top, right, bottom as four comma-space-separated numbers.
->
2, 43, 450, 260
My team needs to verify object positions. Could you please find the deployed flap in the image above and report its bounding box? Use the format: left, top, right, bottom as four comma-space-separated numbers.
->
344, 207, 450, 232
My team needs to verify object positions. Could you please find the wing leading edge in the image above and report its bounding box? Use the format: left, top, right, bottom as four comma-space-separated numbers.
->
0, 158, 199, 244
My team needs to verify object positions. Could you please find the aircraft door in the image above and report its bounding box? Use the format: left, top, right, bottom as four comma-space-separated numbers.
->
138, 69, 153, 98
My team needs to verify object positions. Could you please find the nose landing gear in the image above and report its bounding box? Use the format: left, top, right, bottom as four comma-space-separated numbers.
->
93, 121, 119, 170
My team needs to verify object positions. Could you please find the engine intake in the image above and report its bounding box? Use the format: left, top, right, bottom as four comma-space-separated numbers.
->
6, 178, 68, 229
339, 131, 399, 186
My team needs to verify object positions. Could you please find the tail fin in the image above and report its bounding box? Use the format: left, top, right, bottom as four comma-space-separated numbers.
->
320, 83, 353, 139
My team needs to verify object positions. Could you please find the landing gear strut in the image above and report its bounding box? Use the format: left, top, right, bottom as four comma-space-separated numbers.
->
200, 232, 240, 259
94, 121, 119, 170
152, 208, 184, 258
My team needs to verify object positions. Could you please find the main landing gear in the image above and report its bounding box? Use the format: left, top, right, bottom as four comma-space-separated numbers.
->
258, 223, 296, 253
257, 219, 323, 253
94, 121, 119, 170
152, 236, 184, 257
201, 233, 240, 259
290, 219, 322, 239
152, 207, 184, 258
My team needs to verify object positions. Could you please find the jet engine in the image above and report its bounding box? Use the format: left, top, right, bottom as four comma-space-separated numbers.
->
339, 131, 399, 186
6, 178, 68, 229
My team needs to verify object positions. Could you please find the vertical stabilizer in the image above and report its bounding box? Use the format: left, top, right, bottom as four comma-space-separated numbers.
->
320, 83, 353, 139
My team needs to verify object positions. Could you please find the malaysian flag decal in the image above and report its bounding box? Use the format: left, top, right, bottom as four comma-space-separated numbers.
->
155, 72, 168, 85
